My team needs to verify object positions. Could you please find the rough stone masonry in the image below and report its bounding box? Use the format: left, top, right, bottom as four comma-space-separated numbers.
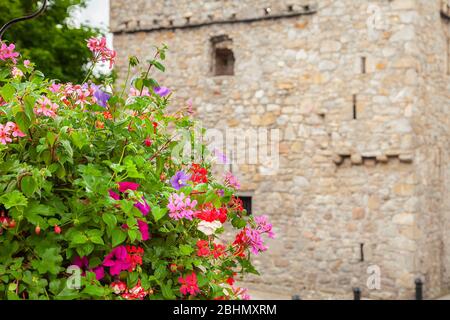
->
111, 0, 450, 299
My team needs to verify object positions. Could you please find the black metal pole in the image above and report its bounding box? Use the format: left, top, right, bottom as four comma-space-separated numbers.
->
415, 278, 423, 300
0, 0, 48, 40
353, 287, 361, 300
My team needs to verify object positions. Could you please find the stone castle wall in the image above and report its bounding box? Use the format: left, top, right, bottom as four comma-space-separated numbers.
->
111, 0, 450, 299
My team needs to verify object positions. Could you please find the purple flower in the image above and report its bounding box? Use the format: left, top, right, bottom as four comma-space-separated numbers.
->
73, 256, 89, 269
170, 171, 190, 190
134, 197, 150, 216
92, 84, 111, 107
73, 256, 104, 280
154, 86, 171, 97
214, 148, 229, 164
103, 245, 131, 276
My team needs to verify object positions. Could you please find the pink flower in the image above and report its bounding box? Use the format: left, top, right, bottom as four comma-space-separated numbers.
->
167, 193, 197, 221
23, 60, 31, 67
72, 256, 104, 280
0, 42, 19, 64
92, 266, 105, 280
137, 219, 149, 241
103, 246, 131, 276
179, 273, 200, 296
244, 228, 267, 255
5, 122, 26, 138
255, 215, 275, 239
129, 87, 150, 97
118, 181, 140, 193
0, 124, 13, 145
49, 83, 62, 93
11, 66, 23, 78
34, 96, 58, 118
224, 172, 240, 190
87, 37, 116, 69
121, 280, 148, 300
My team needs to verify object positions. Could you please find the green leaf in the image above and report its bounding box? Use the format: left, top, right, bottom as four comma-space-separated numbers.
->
86, 229, 104, 245
82, 284, 105, 297
15, 112, 31, 132
0, 190, 28, 209
151, 206, 168, 222
47, 132, 58, 147
160, 281, 176, 299
71, 131, 88, 149
21, 176, 37, 197
60, 140, 73, 159
71, 231, 88, 245
0, 83, 15, 102
179, 244, 194, 256
31, 248, 63, 275
102, 213, 117, 228
111, 229, 127, 247
149, 60, 165, 72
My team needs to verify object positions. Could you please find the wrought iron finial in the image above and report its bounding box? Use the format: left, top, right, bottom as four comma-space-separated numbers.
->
0, 0, 48, 40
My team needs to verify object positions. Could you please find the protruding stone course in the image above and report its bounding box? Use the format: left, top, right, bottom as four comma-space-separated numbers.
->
112, 0, 450, 300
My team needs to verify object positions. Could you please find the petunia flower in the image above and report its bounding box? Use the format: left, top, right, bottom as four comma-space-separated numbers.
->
134, 197, 150, 216
137, 219, 149, 241
118, 181, 140, 193
170, 171, 190, 190
153, 86, 170, 97
103, 246, 131, 276
108, 189, 121, 200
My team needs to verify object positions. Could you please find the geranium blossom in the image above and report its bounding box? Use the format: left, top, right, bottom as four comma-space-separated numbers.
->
129, 86, 151, 97
11, 67, 23, 78
197, 220, 222, 236
34, 96, 59, 118
179, 272, 200, 296
224, 172, 240, 190
190, 164, 208, 184
126, 245, 144, 271
121, 280, 148, 300
0, 42, 19, 63
0, 122, 26, 145
87, 37, 116, 69
167, 193, 197, 221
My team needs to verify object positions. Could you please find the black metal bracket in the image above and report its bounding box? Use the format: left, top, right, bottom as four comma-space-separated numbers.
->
0, 0, 48, 40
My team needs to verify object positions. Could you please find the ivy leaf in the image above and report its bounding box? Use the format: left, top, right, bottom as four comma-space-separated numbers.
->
111, 229, 127, 247
82, 284, 105, 297
160, 281, 176, 299
0, 190, 28, 209
86, 229, 104, 245
151, 206, 168, 222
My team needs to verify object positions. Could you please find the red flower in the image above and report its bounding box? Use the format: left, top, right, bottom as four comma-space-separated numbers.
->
126, 245, 144, 271
226, 276, 235, 286
195, 205, 227, 223
229, 196, 244, 212
196, 240, 210, 257
103, 111, 113, 120
190, 164, 208, 184
232, 231, 247, 257
144, 137, 152, 147
54, 225, 62, 234
179, 272, 200, 296
212, 243, 226, 259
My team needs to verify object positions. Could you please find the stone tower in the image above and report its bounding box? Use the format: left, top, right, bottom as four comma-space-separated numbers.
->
111, 0, 450, 299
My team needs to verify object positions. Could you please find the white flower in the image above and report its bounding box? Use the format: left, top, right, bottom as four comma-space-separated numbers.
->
197, 220, 222, 236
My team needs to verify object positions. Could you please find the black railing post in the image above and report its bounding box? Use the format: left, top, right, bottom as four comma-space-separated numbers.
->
353, 287, 361, 300
415, 278, 423, 300
291, 294, 301, 300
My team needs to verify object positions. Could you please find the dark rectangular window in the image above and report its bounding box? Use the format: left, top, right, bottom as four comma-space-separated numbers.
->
239, 196, 252, 215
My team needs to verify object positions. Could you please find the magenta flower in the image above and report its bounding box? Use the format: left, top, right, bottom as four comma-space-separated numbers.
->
138, 220, 149, 241
72, 256, 104, 280
134, 197, 150, 216
255, 215, 275, 239
109, 190, 121, 200
103, 246, 131, 276
154, 86, 170, 97
244, 228, 267, 255
170, 171, 190, 190
118, 181, 140, 193
92, 266, 105, 280
224, 172, 240, 190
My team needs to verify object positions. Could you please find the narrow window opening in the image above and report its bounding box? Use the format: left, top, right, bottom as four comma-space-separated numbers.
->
360, 243, 365, 262
239, 196, 252, 215
211, 35, 235, 76
287, 5, 294, 12
353, 94, 358, 120
361, 56, 367, 74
